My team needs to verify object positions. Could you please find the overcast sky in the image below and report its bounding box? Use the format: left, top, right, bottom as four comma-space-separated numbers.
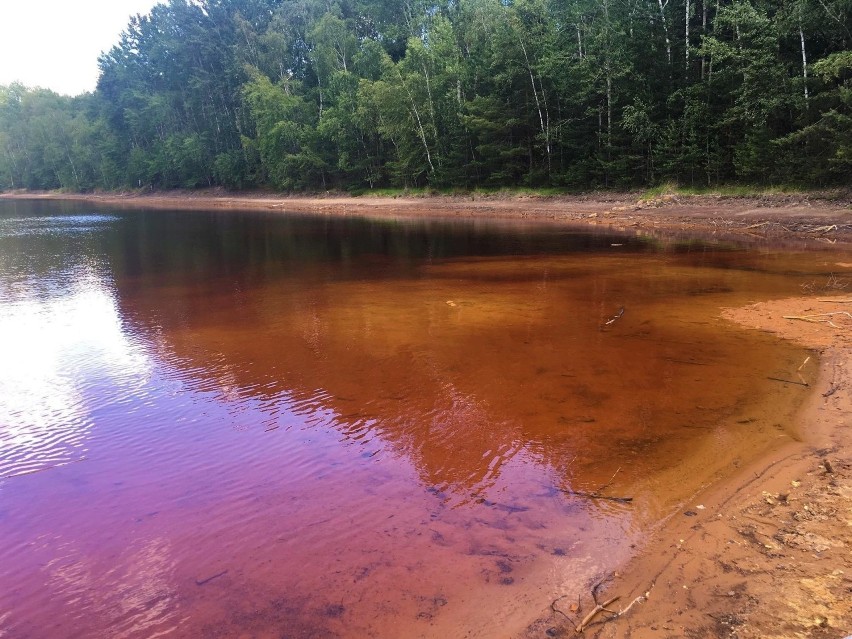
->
0, 0, 161, 96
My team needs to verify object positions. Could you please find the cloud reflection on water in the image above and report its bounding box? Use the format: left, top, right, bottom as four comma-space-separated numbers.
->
0, 269, 152, 479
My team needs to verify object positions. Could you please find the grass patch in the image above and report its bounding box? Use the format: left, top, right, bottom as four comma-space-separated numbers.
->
349, 182, 831, 200
348, 186, 446, 197
349, 185, 587, 198
468, 186, 573, 197
639, 181, 810, 200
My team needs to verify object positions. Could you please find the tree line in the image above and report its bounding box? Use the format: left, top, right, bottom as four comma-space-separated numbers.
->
1, 0, 850, 193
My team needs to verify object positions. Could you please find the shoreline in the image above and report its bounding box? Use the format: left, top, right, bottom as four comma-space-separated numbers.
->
4, 192, 851, 636
521, 296, 852, 638
2, 189, 851, 246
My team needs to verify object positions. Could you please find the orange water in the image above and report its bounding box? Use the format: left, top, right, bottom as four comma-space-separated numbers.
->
0, 202, 837, 638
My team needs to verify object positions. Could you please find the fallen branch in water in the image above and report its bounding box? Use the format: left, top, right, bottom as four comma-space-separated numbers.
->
794, 356, 811, 385
195, 569, 228, 586
563, 490, 634, 503
764, 357, 814, 389
601, 306, 625, 329
562, 466, 633, 502
767, 376, 809, 387
551, 593, 579, 621
597, 466, 621, 493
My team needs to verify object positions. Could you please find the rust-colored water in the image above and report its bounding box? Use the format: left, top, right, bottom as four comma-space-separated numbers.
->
0, 202, 840, 638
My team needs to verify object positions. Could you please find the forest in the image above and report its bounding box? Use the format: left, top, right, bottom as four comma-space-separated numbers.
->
0, 0, 850, 193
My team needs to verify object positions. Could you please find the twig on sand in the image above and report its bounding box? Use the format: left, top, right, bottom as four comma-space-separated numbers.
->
823, 384, 840, 397
575, 596, 620, 633
618, 592, 650, 617
809, 224, 838, 234
573, 578, 651, 633
574, 578, 620, 633
783, 312, 852, 329
555, 577, 651, 634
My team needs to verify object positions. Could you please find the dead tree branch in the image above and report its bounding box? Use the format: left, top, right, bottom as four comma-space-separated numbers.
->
575, 596, 620, 633
783, 312, 852, 329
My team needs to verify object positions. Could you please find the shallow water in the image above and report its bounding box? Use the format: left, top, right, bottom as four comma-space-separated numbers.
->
0, 200, 841, 638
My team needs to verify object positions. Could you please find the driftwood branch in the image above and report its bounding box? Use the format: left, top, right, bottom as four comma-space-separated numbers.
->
555, 576, 650, 635
575, 596, 620, 633
783, 312, 852, 329
562, 467, 633, 502
563, 490, 634, 503
811, 224, 838, 234
618, 593, 649, 616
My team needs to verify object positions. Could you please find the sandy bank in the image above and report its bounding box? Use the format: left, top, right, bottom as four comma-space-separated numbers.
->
521, 296, 852, 638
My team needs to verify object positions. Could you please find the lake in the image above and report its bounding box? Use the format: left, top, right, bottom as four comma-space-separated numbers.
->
0, 200, 833, 638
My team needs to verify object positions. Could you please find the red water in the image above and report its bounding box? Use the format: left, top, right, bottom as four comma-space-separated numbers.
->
0, 205, 832, 638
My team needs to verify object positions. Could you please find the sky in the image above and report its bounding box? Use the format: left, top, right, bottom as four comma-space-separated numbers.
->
0, 0, 162, 96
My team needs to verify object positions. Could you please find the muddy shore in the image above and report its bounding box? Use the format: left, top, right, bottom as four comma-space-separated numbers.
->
2, 189, 851, 246
3, 190, 851, 637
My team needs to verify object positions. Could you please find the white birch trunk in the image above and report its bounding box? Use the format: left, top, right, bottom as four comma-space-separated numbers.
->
517, 34, 551, 172
396, 68, 435, 174
799, 22, 809, 103
657, 0, 672, 64
421, 62, 438, 141
701, 0, 707, 79
685, 0, 690, 70
606, 71, 612, 152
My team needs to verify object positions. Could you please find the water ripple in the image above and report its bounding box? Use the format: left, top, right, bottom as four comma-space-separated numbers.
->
0, 214, 119, 238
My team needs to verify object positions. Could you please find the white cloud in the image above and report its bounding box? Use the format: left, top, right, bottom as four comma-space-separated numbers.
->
0, 0, 161, 96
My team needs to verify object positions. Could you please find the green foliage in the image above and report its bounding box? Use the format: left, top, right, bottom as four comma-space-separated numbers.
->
1, 0, 851, 194
0, 85, 110, 191
813, 51, 852, 80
